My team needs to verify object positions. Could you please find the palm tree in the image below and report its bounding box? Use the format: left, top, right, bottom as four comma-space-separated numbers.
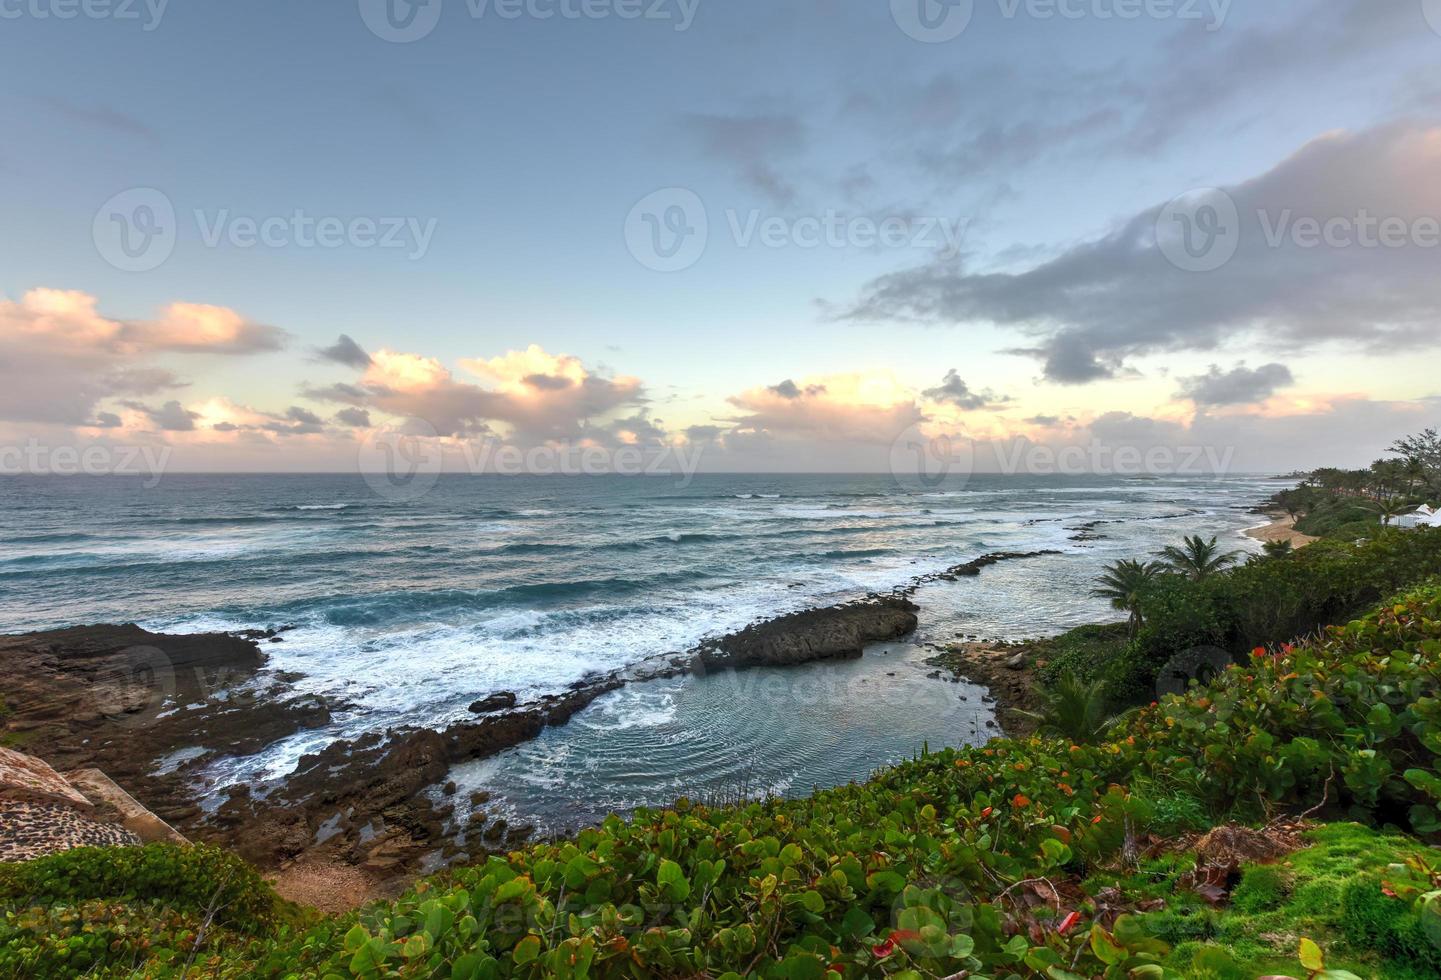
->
1159, 534, 1240, 582
1261, 539, 1294, 559
1376, 498, 1408, 527
1015, 672, 1130, 743
1091, 559, 1164, 638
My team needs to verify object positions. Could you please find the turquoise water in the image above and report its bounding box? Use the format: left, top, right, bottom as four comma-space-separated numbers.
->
0, 473, 1276, 824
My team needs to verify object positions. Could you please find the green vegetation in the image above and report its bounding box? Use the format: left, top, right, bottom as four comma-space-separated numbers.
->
1089, 560, 1164, 639
6, 572, 1441, 977
1270, 429, 1441, 541
1082, 526, 1441, 704
1014, 671, 1127, 742
1157, 535, 1240, 582
1100, 823, 1437, 978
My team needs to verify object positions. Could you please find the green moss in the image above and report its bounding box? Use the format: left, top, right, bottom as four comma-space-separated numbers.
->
1231, 863, 1291, 914
1155, 824, 1439, 979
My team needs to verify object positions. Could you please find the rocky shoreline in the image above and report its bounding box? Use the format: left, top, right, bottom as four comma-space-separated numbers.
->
0, 547, 1063, 898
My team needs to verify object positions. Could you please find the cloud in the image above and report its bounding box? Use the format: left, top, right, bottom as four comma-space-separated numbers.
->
334, 407, 372, 428
846, 121, 1441, 383
296, 343, 650, 441
0, 288, 281, 426
1177, 363, 1295, 406
123, 399, 200, 432
682, 112, 806, 206
315, 334, 372, 368
921, 370, 1009, 411
42, 97, 157, 142
768, 379, 827, 400
723, 373, 924, 446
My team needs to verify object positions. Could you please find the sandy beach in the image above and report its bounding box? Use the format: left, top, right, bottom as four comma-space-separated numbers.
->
1245, 513, 1319, 549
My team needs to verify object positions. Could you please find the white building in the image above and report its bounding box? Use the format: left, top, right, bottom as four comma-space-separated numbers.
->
1395, 504, 1440, 529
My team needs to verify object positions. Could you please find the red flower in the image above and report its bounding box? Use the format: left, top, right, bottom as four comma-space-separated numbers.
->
1057, 911, 1082, 935
1013, 794, 1031, 808
871, 938, 896, 959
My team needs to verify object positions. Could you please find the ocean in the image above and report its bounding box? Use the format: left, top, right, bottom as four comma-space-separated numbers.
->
0, 472, 1278, 832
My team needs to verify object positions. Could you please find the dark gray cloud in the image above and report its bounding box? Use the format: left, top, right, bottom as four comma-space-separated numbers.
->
299, 381, 372, 405
124, 399, 200, 431
335, 407, 372, 428
1178, 363, 1295, 406
315, 334, 372, 369
682, 112, 806, 206
846, 121, 1441, 383
768, 379, 827, 400
523, 373, 575, 391
921, 370, 1008, 411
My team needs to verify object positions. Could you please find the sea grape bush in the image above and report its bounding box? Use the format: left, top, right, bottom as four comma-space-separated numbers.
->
5, 583, 1441, 977
1110, 526, 1441, 699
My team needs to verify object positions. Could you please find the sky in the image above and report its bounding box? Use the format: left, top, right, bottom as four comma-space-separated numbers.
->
1, 0, 1440, 476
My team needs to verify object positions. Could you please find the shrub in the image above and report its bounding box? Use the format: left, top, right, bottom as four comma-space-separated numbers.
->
0, 844, 289, 934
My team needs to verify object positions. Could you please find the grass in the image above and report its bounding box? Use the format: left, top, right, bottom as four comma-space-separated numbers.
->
1084, 823, 1439, 979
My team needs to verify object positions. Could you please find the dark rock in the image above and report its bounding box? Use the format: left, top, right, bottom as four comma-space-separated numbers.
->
468, 692, 517, 713
696, 597, 919, 670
